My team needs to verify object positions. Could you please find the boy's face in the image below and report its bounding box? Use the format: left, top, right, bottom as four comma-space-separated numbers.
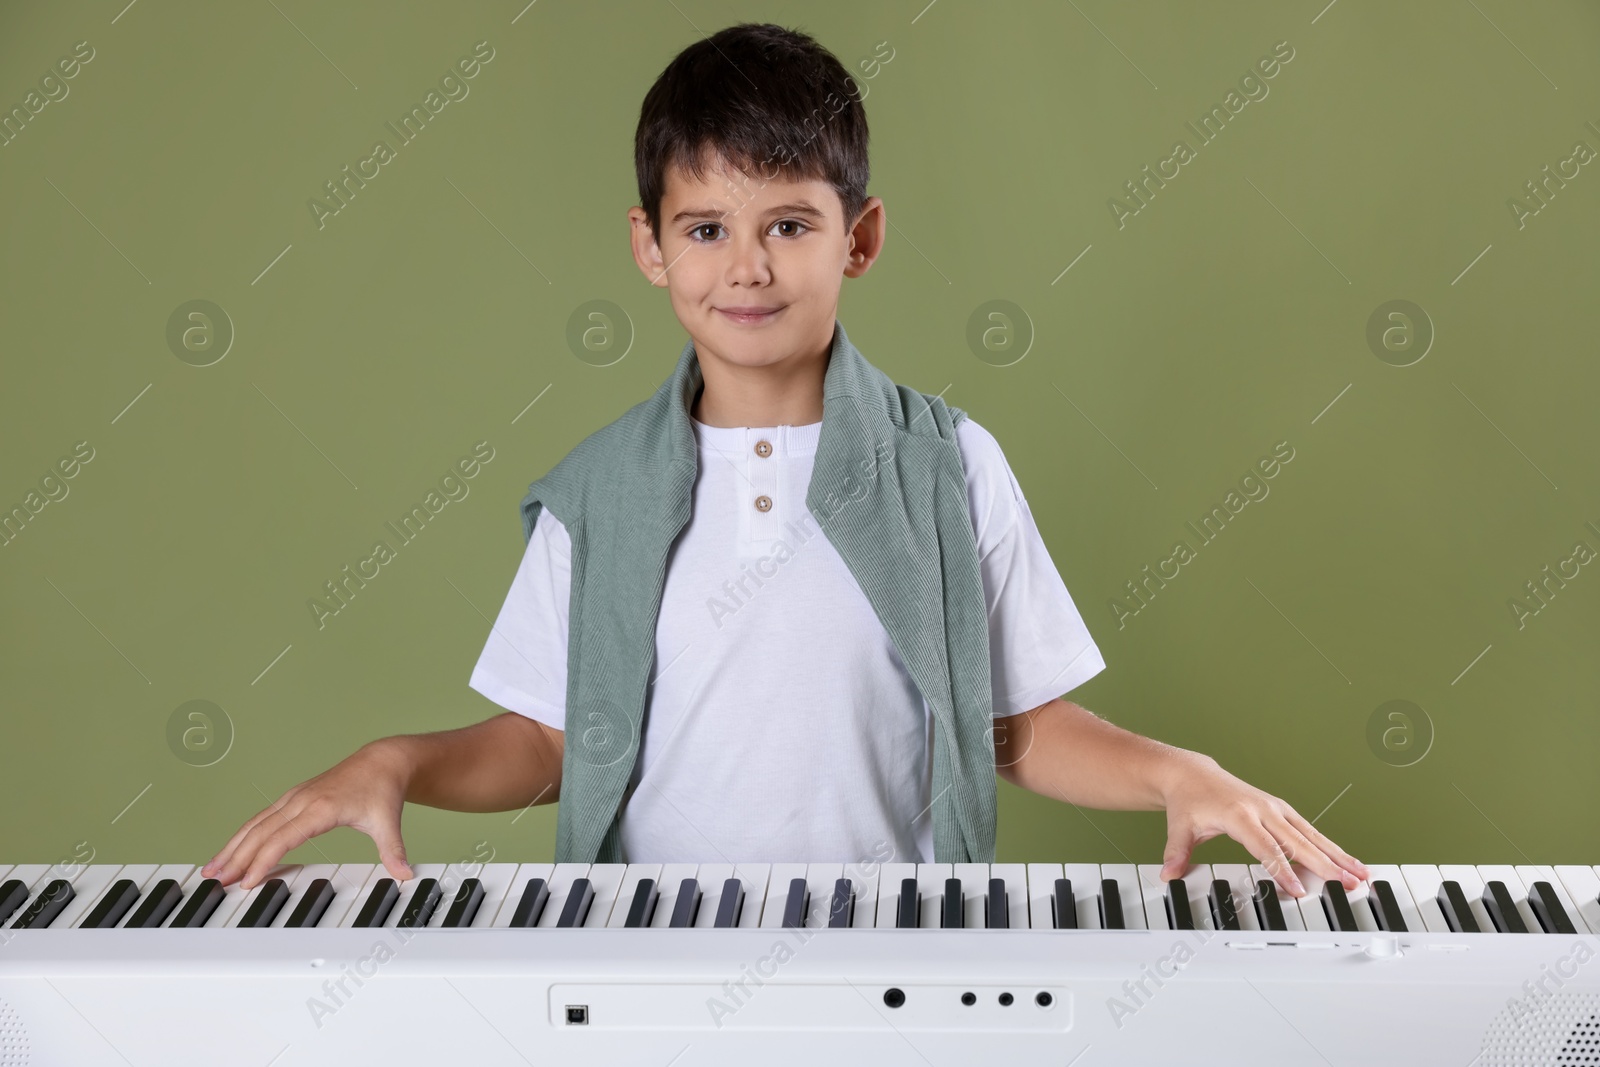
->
629, 152, 884, 377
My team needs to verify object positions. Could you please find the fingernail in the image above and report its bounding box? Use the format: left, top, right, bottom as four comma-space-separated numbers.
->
1290, 879, 1305, 896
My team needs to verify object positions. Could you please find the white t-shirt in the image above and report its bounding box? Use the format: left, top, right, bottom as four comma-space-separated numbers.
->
468, 415, 1105, 864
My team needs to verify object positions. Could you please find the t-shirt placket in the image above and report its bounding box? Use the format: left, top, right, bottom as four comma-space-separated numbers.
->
742, 427, 780, 546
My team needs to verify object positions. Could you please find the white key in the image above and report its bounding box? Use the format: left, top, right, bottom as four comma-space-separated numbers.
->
9, 865, 52, 894
1554, 866, 1600, 934
0, 865, 11, 883
68, 865, 148, 928
952, 862, 989, 928
1364, 865, 1423, 933
1060, 863, 1102, 930
1100, 863, 1147, 930
1138, 864, 1213, 930
989, 862, 1029, 930
1438, 864, 1496, 933
762, 863, 812, 929
651, 863, 701, 928
693, 864, 736, 929
322, 865, 376, 927
490, 863, 554, 928
609, 864, 664, 928
731, 864, 772, 930
1248, 864, 1307, 931
1398, 865, 1452, 933
581, 863, 629, 928
916, 863, 954, 929
1298, 868, 1377, 932
1024, 863, 1063, 930
1210, 864, 1262, 931
874, 862, 918, 929
1477, 864, 1539, 933
834, 858, 881, 929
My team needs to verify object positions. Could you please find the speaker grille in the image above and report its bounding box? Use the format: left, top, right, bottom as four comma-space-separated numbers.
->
0, 995, 28, 1066
1481, 993, 1600, 1065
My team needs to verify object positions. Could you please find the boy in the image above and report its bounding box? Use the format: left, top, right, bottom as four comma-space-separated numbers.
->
206, 23, 1365, 899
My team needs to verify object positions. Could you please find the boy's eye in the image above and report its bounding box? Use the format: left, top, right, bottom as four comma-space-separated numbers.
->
688, 219, 809, 242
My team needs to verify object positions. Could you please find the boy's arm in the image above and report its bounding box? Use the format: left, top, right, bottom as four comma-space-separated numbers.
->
993, 699, 1368, 898
204, 712, 563, 890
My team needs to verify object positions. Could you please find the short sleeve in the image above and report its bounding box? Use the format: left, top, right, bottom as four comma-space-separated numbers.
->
955, 418, 1107, 717
466, 507, 571, 731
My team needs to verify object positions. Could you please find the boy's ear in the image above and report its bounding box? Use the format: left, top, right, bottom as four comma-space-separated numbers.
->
628, 206, 671, 289
844, 196, 887, 279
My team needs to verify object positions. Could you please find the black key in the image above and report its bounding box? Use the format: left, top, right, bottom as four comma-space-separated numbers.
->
509, 878, 550, 927
1369, 881, 1408, 933
0, 881, 29, 926
827, 878, 854, 929
1052, 878, 1076, 930
171, 879, 225, 928
441, 878, 484, 928
782, 878, 809, 929
285, 879, 336, 928
986, 878, 1009, 930
895, 877, 919, 929
624, 879, 659, 928
556, 878, 595, 928
83, 879, 141, 929
1482, 881, 1528, 934
1437, 881, 1480, 933
1165, 879, 1194, 930
1208, 879, 1240, 931
1099, 878, 1125, 929
1253, 879, 1287, 932
941, 878, 963, 929
125, 879, 183, 928
353, 878, 400, 928
712, 877, 743, 928
237, 878, 291, 928
1322, 882, 1359, 932
398, 878, 442, 929
668, 878, 700, 928
11, 879, 74, 929
1528, 881, 1577, 935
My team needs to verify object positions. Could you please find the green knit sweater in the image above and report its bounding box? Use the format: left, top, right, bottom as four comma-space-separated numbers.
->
517, 320, 997, 863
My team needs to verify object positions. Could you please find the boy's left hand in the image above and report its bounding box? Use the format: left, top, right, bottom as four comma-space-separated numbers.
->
1159, 755, 1368, 897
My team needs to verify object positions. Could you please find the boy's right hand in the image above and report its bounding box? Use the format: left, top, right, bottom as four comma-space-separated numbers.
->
200, 741, 415, 890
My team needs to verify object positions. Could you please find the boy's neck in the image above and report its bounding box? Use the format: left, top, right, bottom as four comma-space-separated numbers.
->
688, 331, 831, 428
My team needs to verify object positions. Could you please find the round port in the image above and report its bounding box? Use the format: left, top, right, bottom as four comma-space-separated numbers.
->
1036, 991, 1053, 1007
998, 992, 1014, 1006
960, 992, 976, 1006
883, 987, 905, 1009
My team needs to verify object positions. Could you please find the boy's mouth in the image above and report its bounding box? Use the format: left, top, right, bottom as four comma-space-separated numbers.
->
716, 305, 785, 325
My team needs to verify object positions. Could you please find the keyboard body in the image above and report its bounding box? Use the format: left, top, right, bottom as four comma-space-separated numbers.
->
2, 859, 1598, 1066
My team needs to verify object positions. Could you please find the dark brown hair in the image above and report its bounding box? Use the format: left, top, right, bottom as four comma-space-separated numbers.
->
634, 22, 870, 241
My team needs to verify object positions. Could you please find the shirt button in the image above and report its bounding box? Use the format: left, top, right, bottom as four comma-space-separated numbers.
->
754, 439, 772, 458
754, 494, 772, 513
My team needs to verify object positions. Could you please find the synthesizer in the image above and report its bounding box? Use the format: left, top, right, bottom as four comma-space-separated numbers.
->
1, 858, 1598, 1065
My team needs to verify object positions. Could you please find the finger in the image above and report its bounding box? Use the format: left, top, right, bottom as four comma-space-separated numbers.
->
1282, 808, 1368, 880
236, 809, 326, 890
202, 793, 295, 878
1235, 819, 1305, 897
1160, 822, 1196, 881
1265, 815, 1356, 890
227, 797, 330, 889
367, 816, 414, 882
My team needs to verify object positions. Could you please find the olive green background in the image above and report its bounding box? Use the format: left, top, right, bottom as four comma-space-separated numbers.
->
1, 0, 1595, 873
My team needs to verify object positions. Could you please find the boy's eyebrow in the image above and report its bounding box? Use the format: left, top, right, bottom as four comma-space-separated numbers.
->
670, 201, 828, 224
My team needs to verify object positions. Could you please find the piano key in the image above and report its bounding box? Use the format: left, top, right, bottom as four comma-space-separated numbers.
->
488, 864, 552, 928
1481, 881, 1529, 934
1369, 881, 1408, 932
608, 865, 664, 929
397, 879, 442, 929
508, 879, 551, 928
169, 879, 226, 928
51, 864, 126, 929
873, 863, 917, 930
827, 878, 855, 929
623, 879, 660, 929
236, 878, 292, 928
1053, 879, 1077, 930
580, 864, 630, 928
668, 878, 701, 928
1477, 865, 1540, 934
914, 864, 954, 930
1364, 866, 1422, 934
0, 881, 31, 927
895, 877, 919, 929
285, 879, 336, 928
457, 863, 521, 930
1099, 879, 1125, 929
782, 878, 810, 929
712, 877, 744, 928
1025, 863, 1064, 931
1320, 881, 1360, 931
125, 878, 185, 928
1101, 864, 1146, 930
1437, 865, 1495, 933
1248, 865, 1307, 931
1166, 879, 1195, 930
989, 863, 1029, 931
940, 878, 964, 929
267, 863, 342, 930
11, 880, 74, 929
1527, 881, 1578, 935
953, 863, 988, 928
1398, 866, 1453, 933
324, 865, 378, 928
1253, 880, 1288, 931
1211, 865, 1261, 932
760, 864, 811, 929
986, 878, 1009, 929
352, 879, 400, 928
1437, 881, 1481, 933
1209, 879, 1240, 930
1553, 866, 1600, 934
556, 877, 596, 928
650, 864, 701, 929
438, 879, 484, 928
